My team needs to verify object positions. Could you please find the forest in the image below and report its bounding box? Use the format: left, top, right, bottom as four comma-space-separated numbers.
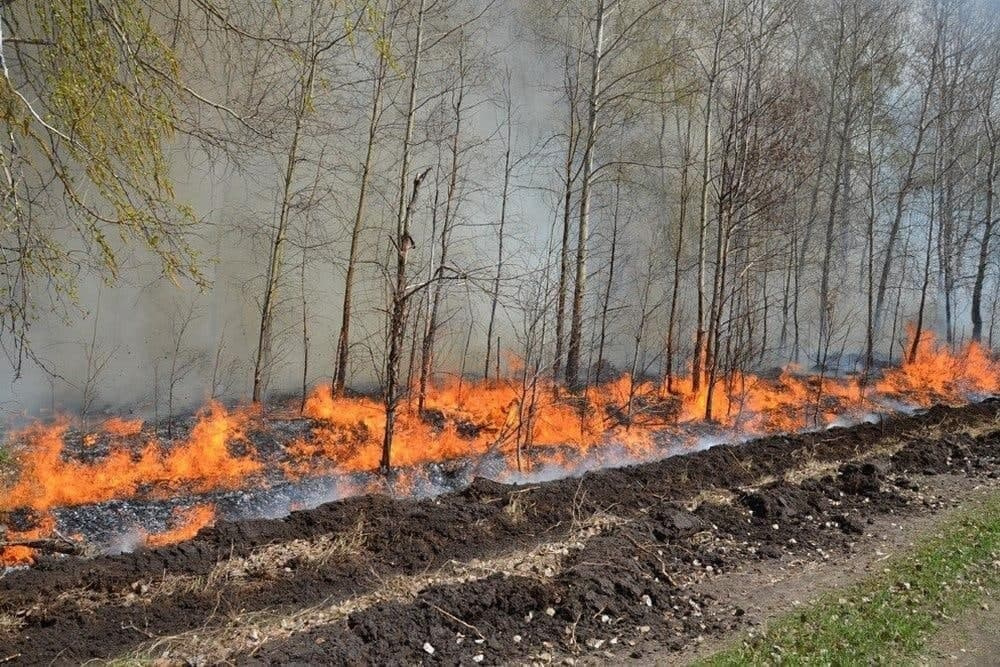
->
0, 0, 996, 421
5, 2, 1000, 663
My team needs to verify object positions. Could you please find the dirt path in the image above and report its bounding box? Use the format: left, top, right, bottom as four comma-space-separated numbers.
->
0, 400, 999, 664
656, 476, 1000, 666
923, 595, 1000, 666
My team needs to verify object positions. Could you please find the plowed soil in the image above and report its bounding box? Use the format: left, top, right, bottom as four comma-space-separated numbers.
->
2, 400, 999, 665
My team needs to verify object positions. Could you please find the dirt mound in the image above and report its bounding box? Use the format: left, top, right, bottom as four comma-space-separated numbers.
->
250, 439, 925, 664
1, 399, 999, 664
892, 432, 1000, 475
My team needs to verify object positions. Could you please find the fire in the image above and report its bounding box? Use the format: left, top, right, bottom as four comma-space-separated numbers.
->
296, 378, 665, 474
144, 505, 216, 548
0, 403, 260, 512
876, 330, 1000, 404
1, 326, 998, 566
103, 417, 145, 437
1, 515, 55, 567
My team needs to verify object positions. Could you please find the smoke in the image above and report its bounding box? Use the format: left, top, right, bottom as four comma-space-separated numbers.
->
1, 0, 990, 421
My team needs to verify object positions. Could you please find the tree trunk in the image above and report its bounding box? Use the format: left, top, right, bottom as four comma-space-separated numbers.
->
252, 14, 320, 405
553, 50, 581, 382
972, 117, 997, 342
418, 48, 465, 413
381, 0, 427, 474
333, 36, 388, 394
874, 20, 942, 338
692, 0, 727, 392
665, 104, 691, 393
485, 76, 513, 381
565, 0, 606, 390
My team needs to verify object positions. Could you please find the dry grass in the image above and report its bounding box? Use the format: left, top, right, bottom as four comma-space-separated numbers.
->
217, 517, 367, 580
503, 489, 534, 525
961, 410, 1000, 438
128, 512, 623, 664
11, 520, 370, 620
685, 488, 737, 511
151, 517, 369, 599
783, 459, 847, 485
0, 612, 24, 637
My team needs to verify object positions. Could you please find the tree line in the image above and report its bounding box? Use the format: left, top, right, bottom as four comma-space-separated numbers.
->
2, 0, 1000, 455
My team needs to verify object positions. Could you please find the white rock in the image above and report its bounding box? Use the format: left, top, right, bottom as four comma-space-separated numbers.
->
423, 642, 435, 655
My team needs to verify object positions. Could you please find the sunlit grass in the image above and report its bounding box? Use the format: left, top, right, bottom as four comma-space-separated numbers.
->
702, 494, 1000, 665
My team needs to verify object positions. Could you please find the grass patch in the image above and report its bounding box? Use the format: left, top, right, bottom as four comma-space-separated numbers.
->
702, 494, 1000, 666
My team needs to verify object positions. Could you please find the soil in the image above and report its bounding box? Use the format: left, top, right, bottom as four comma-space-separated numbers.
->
924, 596, 1000, 666
0, 399, 998, 665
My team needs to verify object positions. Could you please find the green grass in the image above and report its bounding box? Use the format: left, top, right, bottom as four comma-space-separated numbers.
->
701, 494, 1000, 666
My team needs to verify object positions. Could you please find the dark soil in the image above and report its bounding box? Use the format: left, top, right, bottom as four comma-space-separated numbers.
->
1, 400, 999, 664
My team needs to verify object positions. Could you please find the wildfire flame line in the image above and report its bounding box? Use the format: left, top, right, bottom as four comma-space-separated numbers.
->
2, 331, 998, 566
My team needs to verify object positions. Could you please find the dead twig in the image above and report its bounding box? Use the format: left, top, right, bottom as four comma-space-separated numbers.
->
428, 603, 485, 640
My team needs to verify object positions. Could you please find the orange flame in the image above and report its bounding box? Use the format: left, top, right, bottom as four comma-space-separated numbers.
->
0, 403, 260, 512
876, 330, 1000, 403
103, 417, 145, 438
1, 325, 998, 565
143, 505, 216, 548
1, 515, 56, 567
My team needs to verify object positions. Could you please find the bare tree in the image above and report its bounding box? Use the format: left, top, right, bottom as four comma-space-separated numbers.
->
333, 4, 394, 394
485, 68, 515, 382
564, 0, 607, 389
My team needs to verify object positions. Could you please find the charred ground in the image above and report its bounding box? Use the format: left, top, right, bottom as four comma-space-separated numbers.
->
0, 399, 998, 664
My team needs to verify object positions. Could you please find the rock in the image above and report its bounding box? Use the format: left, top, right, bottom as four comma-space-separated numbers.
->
834, 514, 864, 535
649, 506, 704, 541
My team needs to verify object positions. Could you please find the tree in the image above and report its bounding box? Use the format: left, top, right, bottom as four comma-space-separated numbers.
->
381, 0, 428, 473
333, 1, 394, 394
0, 0, 204, 372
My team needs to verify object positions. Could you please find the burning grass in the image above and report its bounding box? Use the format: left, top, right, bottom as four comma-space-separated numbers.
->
0, 403, 260, 513
2, 330, 1000, 568
143, 505, 217, 548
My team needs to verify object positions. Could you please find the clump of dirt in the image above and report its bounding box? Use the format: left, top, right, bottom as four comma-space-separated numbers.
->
249, 438, 927, 665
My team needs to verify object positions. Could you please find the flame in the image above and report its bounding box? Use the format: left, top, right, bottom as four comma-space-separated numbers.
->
1, 325, 998, 565
876, 329, 1000, 403
143, 505, 216, 548
0, 403, 260, 512
103, 417, 145, 438
1, 515, 55, 567
296, 378, 667, 473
